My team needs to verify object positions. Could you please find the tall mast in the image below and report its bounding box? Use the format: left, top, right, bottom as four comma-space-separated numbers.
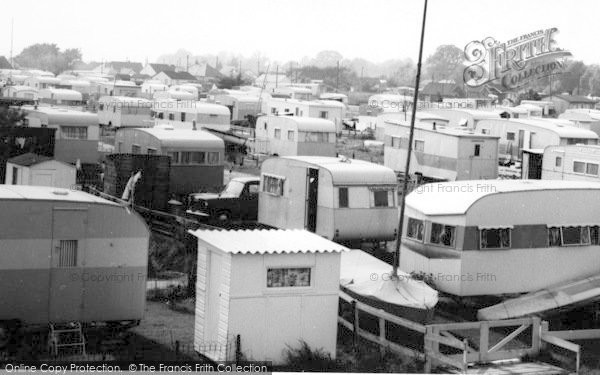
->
393, 0, 429, 276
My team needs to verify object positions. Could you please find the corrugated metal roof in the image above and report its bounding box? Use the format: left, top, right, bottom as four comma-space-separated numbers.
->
189, 228, 349, 254
7, 153, 52, 166
407, 180, 600, 216
275, 156, 397, 186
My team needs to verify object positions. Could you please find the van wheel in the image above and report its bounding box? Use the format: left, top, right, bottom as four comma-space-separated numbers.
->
216, 210, 231, 222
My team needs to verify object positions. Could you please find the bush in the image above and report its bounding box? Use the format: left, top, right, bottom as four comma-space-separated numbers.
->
283, 340, 343, 372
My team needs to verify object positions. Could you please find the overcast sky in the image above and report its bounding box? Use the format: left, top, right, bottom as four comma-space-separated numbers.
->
1, 0, 597, 65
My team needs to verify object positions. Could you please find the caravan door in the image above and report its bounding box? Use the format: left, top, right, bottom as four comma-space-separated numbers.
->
305, 168, 319, 232
49, 207, 88, 323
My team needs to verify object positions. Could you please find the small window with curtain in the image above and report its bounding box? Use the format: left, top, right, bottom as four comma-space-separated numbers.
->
267, 268, 311, 288
561, 226, 591, 246
262, 174, 285, 196
430, 223, 456, 248
338, 187, 348, 208
131, 144, 141, 154
591, 226, 600, 245
407, 218, 424, 241
274, 128, 281, 139
207, 152, 219, 164
287, 130, 294, 141
555, 156, 562, 167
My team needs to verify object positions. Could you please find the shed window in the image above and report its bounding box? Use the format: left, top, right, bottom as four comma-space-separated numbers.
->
267, 268, 311, 288
407, 218, 424, 241
430, 223, 456, 248
555, 156, 562, 167
480, 228, 511, 249
274, 128, 281, 139
338, 187, 348, 208
414, 140, 425, 152
287, 130, 294, 141
58, 240, 78, 268
262, 174, 284, 196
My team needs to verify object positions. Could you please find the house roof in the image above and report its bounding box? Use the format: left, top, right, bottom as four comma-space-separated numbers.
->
0, 56, 13, 69
7, 153, 52, 166
189, 228, 349, 255
157, 71, 198, 81
276, 156, 397, 186
407, 180, 600, 216
149, 63, 176, 73
545, 94, 597, 104
107, 61, 143, 74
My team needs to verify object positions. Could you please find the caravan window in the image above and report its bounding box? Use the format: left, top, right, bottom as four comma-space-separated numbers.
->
262, 174, 285, 196
168, 113, 175, 121
61, 126, 88, 140
207, 152, 219, 164
506, 132, 515, 141
274, 128, 281, 139
391, 136, 402, 148
480, 228, 511, 249
561, 226, 591, 246
414, 140, 425, 152
586, 163, 599, 176
131, 144, 141, 154
430, 223, 456, 248
181, 112, 186, 122
573, 161, 586, 174
167, 152, 179, 164
338, 187, 349, 208
287, 130, 295, 141
191, 152, 206, 164
555, 157, 562, 167
591, 226, 600, 245
407, 218, 424, 241
370, 188, 394, 207
303, 132, 328, 143
474, 144, 481, 157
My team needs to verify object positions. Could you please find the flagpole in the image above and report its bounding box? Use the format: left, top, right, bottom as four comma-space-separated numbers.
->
393, 0, 428, 276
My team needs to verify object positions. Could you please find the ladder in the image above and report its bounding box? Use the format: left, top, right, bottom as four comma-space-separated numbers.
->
48, 322, 86, 358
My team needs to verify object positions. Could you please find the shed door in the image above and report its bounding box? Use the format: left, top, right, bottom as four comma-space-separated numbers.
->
205, 251, 223, 343
32, 172, 53, 187
527, 153, 543, 179
49, 208, 88, 323
305, 168, 319, 232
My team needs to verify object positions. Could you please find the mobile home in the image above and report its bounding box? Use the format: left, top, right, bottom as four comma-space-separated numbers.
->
475, 118, 599, 162
98, 96, 153, 128
140, 81, 168, 99
426, 108, 500, 128
23, 106, 100, 164
2, 85, 38, 100
213, 93, 261, 121
153, 101, 231, 132
0, 185, 149, 325
115, 126, 225, 194
541, 144, 600, 181
262, 98, 346, 133
384, 117, 499, 182
253, 115, 336, 157
399, 180, 600, 296
5, 153, 76, 188
38, 88, 85, 107
24, 75, 60, 90
191, 228, 345, 364
259, 156, 398, 243
559, 109, 600, 136
96, 80, 141, 98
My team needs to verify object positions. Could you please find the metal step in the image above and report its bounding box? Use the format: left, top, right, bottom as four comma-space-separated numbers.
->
48, 322, 86, 357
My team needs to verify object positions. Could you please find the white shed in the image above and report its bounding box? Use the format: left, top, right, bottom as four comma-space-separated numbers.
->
254, 115, 337, 157
5, 153, 76, 189
190, 228, 346, 364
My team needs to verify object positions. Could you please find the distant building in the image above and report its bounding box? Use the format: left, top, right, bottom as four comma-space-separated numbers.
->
153, 71, 198, 86
93, 61, 144, 76
139, 63, 176, 77
420, 82, 464, 102
542, 94, 597, 114
254, 73, 291, 91
188, 63, 222, 83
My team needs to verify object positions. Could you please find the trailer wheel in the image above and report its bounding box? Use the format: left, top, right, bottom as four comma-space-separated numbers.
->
216, 210, 231, 222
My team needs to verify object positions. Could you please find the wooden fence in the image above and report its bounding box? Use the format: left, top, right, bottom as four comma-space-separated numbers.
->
339, 291, 582, 373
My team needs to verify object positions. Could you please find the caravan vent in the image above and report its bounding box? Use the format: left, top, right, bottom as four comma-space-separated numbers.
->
52, 189, 69, 196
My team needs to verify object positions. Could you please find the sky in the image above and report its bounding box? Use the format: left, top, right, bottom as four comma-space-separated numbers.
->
1, 0, 598, 66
